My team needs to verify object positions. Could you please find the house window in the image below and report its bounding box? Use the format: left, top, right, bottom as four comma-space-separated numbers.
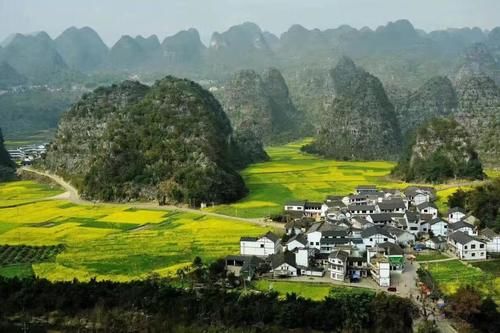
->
471, 244, 476, 249
369, 238, 373, 241
384, 238, 388, 241
480, 244, 485, 248
481, 252, 484, 256
444, 225, 447, 228
464, 245, 468, 249
260, 244, 264, 248
310, 242, 314, 246
471, 253, 476, 257
316, 242, 320, 246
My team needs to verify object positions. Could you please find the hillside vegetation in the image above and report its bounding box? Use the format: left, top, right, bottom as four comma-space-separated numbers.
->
303, 57, 401, 160
393, 118, 484, 182
44, 76, 268, 205
0, 128, 16, 182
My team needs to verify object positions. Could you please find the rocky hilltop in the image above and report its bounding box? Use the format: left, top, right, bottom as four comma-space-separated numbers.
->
393, 117, 484, 182
454, 75, 500, 164
44, 76, 267, 204
395, 76, 458, 136
0, 128, 16, 181
217, 68, 307, 144
303, 57, 402, 160
55, 27, 109, 72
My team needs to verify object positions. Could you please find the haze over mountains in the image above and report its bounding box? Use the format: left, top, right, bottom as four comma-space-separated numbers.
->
1, 19, 500, 87
1, 19, 500, 166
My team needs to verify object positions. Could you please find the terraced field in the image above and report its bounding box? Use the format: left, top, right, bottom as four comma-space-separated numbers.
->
425, 260, 500, 302
207, 139, 487, 218
0, 183, 272, 281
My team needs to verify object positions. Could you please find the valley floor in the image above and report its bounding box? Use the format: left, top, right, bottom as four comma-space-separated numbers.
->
0, 139, 498, 289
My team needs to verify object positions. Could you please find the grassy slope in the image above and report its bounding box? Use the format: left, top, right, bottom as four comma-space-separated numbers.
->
253, 280, 374, 301
0, 183, 272, 281
207, 139, 491, 218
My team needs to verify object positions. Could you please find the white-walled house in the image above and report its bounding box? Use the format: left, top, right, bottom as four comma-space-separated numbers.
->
430, 218, 448, 236
405, 187, 432, 206
416, 202, 438, 218
448, 220, 476, 236
328, 250, 349, 281
361, 226, 396, 249
367, 249, 390, 287
383, 225, 415, 245
271, 252, 298, 277
348, 204, 376, 215
405, 212, 420, 235
284, 201, 306, 212
240, 232, 281, 257
425, 236, 447, 250
447, 207, 466, 223
286, 234, 308, 251
448, 231, 486, 260
480, 228, 500, 253
306, 223, 323, 250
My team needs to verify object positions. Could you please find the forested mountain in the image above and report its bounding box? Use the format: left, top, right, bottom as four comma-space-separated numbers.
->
454, 75, 500, 164
44, 76, 267, 204
0, 128, 16, 182
393, 117, 484, 182
54, 26, 109, 72
161, 28, 206, 73
0, 32, 71, 83
394, 76, 458, 137
0, 88, 81, 139
108, 35, 161, 71
0, 61, 27, 88
303, 57, 402, 160
216, 68, 307, 144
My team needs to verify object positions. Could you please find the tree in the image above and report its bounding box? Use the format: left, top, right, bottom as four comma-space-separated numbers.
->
448, 189, 467, 209
446, 285, 482, 322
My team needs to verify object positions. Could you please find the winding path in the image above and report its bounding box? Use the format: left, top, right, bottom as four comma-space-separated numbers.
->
21, 167, 284, 230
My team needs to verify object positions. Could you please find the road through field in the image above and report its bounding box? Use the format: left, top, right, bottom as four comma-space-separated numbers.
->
21, 167, 284, 230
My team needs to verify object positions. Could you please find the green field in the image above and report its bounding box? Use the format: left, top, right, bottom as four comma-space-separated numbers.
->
416, 251, 449, 262
206, 139, 486, 218
472, 259, 500, 277
0, 183, 272, 281
425, 260, 500, 302
253, 279, 374, 300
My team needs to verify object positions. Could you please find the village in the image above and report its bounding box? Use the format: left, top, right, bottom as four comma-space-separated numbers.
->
227, 185, 500, 292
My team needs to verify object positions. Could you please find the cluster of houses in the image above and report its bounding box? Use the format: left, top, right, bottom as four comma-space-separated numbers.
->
8, 143, 48, 165
227, 185, 500, 287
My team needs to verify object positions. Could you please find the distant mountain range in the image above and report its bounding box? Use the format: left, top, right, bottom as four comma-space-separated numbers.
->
1, 20, 500, 88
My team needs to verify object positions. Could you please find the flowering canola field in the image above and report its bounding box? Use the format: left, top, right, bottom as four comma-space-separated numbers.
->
207, 139, 485, 218
0, 184, 271, 281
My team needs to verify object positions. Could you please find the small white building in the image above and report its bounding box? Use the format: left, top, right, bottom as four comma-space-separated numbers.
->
447, 207, 466, 223
286, 234, 308, 252
284, 201, 306, 213
383, 225, 416, 245
361, 226, 396, 249
328, 250, 348, 281
348, 204, 376, 215
367, 250, 391, 287
240, 232, 281, 257
271, 252, 298, 277
416, 202, 438, 218
430, 218, 448, 236
448, 220, 476, 236
479, 228, 500, 253
448, 231, 487, 260
306, 223, 323, 250
425, 236, 448, 250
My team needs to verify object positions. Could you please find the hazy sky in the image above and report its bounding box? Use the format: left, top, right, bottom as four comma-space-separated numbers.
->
1, 0, 499, 46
